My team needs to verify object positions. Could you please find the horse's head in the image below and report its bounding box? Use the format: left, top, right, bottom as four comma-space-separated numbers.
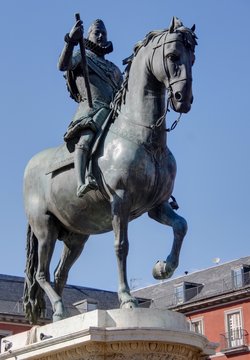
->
151, 17, 197, 113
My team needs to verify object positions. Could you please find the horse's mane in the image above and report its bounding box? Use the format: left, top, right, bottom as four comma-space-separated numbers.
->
111, 30, 164, 115
111, 23, 197, 115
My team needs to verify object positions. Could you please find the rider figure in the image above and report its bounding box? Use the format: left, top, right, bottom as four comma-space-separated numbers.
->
58, 19, 123, 197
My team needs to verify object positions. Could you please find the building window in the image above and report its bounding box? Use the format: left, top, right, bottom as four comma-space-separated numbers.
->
227, 311, 243, 347
190, 317, 204, 335
73, 298, 98, 313
223, 309, 245, 349
174, 282, 203, 304
232, 267, 243, 288
232, 265, 250, 288
175, 285, 185, 304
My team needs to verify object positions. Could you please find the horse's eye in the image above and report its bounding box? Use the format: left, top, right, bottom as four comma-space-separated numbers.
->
167, 53, 179, 62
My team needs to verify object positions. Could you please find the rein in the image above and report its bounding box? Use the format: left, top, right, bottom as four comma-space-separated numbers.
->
114, 101, 182, 133
150, 97, 182, 133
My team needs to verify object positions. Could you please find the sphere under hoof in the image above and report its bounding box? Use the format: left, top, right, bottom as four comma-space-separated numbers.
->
120, 298, 138, 309
152, 260, 174, 280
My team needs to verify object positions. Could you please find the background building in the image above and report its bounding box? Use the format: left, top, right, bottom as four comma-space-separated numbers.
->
1, 256, 250, 358
132, 256, 250, 359
0, 274, 120, 352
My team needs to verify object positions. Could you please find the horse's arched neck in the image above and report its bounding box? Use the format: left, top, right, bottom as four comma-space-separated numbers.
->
121, 47, 166, 125
115, 47, 167, 147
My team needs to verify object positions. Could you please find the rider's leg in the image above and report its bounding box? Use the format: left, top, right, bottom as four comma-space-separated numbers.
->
74, 129, 98, 197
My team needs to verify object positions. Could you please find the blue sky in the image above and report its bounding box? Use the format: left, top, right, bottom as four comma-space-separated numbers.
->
0, 0, 249, 292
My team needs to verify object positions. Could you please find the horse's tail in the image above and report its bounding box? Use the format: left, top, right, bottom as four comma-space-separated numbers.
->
23, 224, 46, 324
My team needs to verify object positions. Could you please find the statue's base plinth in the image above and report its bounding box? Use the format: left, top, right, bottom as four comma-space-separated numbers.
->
0, 309, 217, 359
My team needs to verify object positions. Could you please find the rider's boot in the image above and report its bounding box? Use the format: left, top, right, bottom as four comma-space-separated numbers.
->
74, 134, 98, 197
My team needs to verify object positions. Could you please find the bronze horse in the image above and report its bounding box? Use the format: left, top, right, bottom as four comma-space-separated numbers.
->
23, 17, 197, 323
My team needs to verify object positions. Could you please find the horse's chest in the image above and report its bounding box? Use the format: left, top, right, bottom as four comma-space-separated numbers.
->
130, 155, 172, 208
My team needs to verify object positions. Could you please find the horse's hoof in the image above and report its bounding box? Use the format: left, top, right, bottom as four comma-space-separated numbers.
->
52, 313, 64, 322
52, 300, 66, 322
152, 260, 174, 280
120, 298, 138, 309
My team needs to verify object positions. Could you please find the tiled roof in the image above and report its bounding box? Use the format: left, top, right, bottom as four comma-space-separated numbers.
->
2, 256, 250, 321
132, 256, 250, 310
0, 274, 119, 320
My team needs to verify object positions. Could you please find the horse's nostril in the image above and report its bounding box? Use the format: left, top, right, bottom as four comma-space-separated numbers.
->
175, 92, 182, 101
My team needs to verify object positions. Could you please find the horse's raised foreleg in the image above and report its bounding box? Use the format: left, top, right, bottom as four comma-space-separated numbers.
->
148, 200, 187, 280
34, 214, 66, 322
54, 234, 89, 296
111, 191, 138, 308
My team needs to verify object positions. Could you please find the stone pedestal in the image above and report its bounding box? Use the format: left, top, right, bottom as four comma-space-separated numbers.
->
0, 309, 217, 360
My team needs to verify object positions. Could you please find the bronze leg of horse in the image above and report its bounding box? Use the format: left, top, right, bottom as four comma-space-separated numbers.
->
33, 214, 66, 322
54, 234, 89, 296
111, 191, 138, 308
148, 200, 187, 279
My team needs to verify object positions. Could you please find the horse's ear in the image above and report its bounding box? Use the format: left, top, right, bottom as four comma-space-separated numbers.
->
169, 17, 175, 33
191, 24, 196, 32
169, 16, 183, 33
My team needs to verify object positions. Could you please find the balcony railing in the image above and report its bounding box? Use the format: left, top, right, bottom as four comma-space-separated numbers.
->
220, 329, 249, 353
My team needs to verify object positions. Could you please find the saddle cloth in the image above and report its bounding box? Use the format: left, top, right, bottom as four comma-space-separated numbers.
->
45, 144, 74, 175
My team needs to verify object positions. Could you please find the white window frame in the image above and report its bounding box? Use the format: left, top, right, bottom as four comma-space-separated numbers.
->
224, 308, 244, 348
189, 317, 204, 335
174, 283, 185, 304
232, 267, 243, 288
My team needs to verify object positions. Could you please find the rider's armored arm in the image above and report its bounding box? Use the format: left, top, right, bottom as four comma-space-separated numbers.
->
58, 20, 83, 72
57, 36, 77, 71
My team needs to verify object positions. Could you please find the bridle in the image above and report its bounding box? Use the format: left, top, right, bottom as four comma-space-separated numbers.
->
148, 30, 194, 132
112, 29, 193, 133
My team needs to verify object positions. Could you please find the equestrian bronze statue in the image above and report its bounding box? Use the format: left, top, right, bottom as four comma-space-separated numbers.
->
23, 16, 197, 323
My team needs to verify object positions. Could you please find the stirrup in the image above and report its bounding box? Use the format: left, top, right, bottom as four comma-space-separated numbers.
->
77, 177, 98, 198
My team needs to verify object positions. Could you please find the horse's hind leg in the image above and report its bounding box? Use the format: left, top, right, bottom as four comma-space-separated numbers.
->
54, 234, 89, 296
33, 214, 65, 321
148, 200, 188, 280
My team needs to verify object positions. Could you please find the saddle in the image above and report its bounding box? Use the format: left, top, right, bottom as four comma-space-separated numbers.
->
46, 109, 114, 176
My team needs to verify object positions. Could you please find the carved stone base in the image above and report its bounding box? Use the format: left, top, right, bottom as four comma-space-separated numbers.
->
0, 309, 217, 360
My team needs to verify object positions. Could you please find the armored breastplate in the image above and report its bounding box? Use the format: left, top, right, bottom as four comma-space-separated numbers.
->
86, 51, 121, 92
